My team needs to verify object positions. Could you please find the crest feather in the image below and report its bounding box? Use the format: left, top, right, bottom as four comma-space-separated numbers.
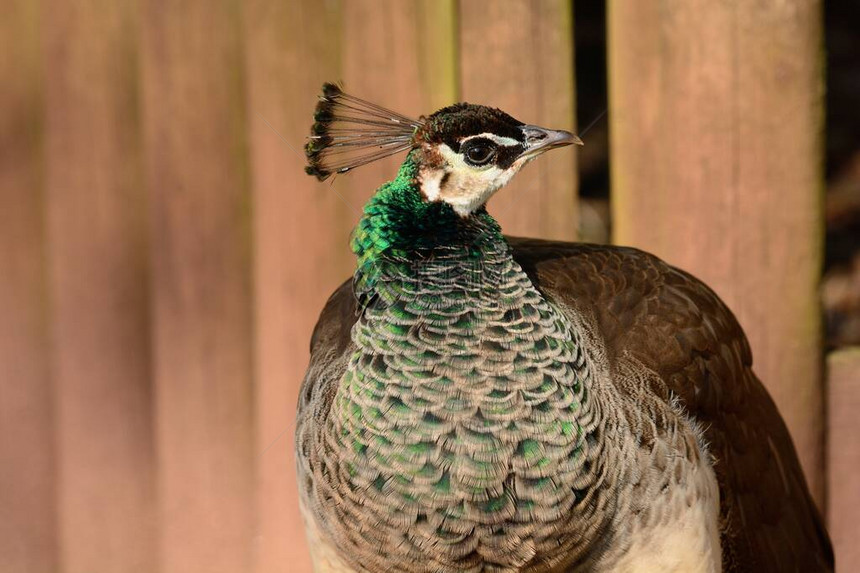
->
305, 83, 423, 181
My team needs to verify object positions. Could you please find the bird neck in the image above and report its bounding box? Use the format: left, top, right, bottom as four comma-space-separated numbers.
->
323, 169, 608, 565
350, 153, 505, 300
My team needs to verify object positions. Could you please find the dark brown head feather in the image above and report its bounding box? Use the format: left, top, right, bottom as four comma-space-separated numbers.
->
417, 104, 525, 151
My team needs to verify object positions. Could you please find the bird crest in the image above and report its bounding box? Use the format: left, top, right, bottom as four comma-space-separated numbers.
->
305, 83, 424, 181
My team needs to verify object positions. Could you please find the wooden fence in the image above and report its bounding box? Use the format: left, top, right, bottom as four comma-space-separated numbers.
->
1, 1, 850, 572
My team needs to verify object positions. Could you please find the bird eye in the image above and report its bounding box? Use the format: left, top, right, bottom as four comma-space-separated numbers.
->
463, 142, 497, 166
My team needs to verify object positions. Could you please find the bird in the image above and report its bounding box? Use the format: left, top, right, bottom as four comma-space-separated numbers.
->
295, 83, 833, 573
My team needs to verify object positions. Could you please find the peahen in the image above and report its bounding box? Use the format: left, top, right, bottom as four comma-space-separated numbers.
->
295, 84, 833, 573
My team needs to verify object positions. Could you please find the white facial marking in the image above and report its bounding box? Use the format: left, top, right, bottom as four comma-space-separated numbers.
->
419, 141, 529, 217
460, 132, 521, 148
420, 167, 444, 203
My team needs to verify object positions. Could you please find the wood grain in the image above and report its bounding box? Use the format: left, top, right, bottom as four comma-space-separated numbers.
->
243, 2, 344, 573
609, 0, 825, 503
43, 1, 155, 570
141, 1, 254, 571
459, 0, 578, 241
827, 347, 860, 573
0, 3, 56, 572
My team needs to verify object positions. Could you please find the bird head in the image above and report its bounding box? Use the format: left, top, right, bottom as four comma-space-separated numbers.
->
305, 83, 582, 216
412, 103, 581, 215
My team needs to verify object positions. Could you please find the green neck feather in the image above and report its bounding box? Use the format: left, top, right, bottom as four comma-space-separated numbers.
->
322, 158, 602, 566
350, 152, 505, 297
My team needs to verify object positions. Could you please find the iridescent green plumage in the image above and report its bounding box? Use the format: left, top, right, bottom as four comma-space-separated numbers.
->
350, 154, 501, 302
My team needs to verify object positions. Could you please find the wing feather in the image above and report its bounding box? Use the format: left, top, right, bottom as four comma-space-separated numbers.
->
508, 237, 832, 572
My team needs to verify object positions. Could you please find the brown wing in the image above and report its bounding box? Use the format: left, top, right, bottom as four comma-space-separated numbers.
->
507, 236, 833, 573
302, 237, 834, 572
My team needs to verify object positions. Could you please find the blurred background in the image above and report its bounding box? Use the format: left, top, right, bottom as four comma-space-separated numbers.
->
2, 1, 859, 572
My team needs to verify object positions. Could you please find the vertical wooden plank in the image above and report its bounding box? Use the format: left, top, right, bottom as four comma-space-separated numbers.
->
246, 2, 458, 571
459, 0, 578, 241
0, 3, 56, 572
141, 1, 254, 572
244, 3, 343, 573
608, 0, 825, 502
827, 348, 860, 573
415, 0, 459, 113
42, 2, 155, 571
339, 0, 459, 212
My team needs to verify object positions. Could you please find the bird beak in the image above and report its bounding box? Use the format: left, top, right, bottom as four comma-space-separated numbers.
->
520, 125, 583, 159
